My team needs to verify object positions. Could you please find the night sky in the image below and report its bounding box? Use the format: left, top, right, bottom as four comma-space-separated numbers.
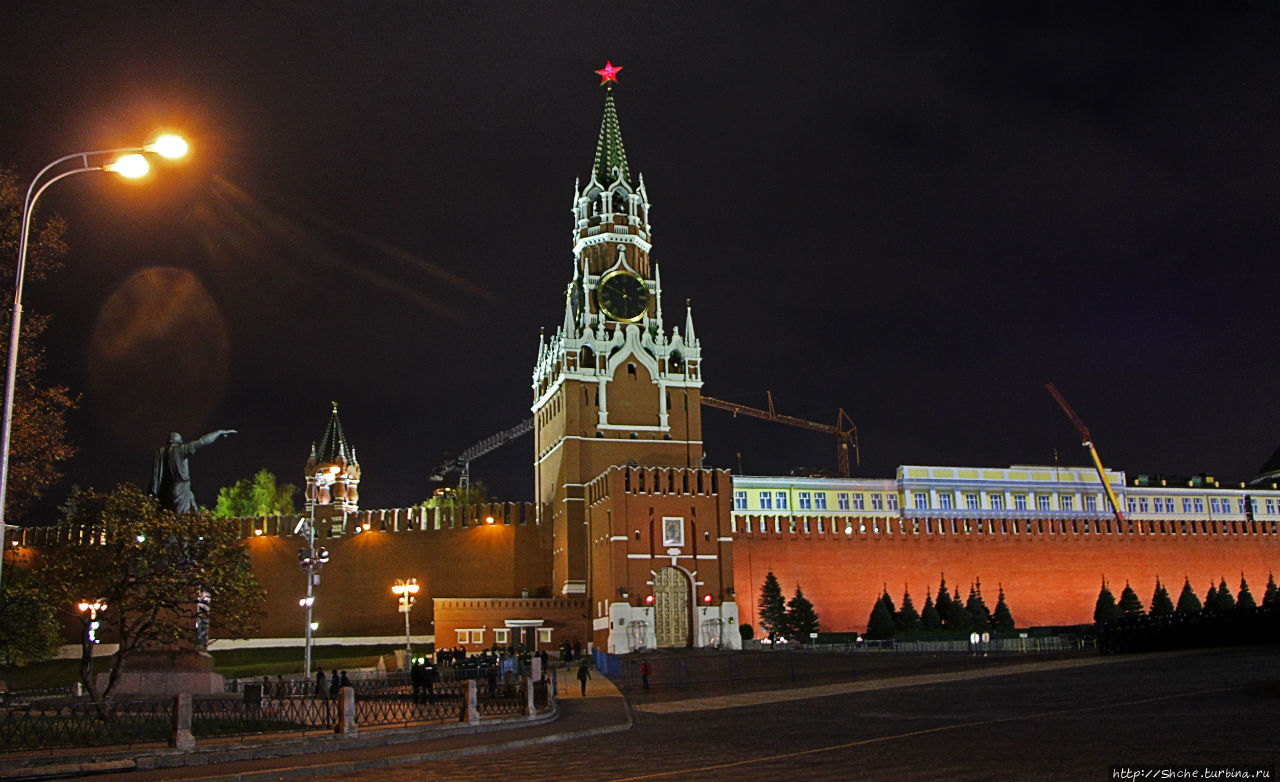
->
2, 4, 1278, 518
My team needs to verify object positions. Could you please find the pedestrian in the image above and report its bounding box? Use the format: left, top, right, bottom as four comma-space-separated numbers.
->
576, 659, 591, 696
410, 660, 425, 702
573, 640, 582, 661
329, 671, 341, 697
275, 674, 287, 699
639, 658, 651, 690
339, 670, 351, 689
315, 668, 326, 696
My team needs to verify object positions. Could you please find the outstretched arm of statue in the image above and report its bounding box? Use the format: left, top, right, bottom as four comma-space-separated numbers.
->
189, 429, 238, 451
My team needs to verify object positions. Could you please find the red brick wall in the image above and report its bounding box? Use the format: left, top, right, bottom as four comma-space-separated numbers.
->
732, 517, 1280, 633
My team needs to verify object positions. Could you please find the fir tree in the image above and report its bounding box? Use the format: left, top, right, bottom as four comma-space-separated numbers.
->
1203, 582, 1219, 613
879, 585, 897, 618
966, 580, 992, 629
1149, 578, 1175, 616
1215, 577, 1235, 612
946, 586, 972, 632
786, 586, 820, 641
921, 592, 942, 631
1262, 574, 1280, 610
1094, 579, 1122, 622
758, 571, 788, 641
1236, 576, 1256, 611
935, 574, 954, 630
896, 587, 921, 633
867, 595, 895, 639
991, 584, 1015, 631
1175, 577, 1202, 614
1118, 582, 1145, 617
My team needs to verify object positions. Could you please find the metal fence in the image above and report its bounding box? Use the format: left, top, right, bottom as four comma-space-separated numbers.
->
1, 675, 549, 754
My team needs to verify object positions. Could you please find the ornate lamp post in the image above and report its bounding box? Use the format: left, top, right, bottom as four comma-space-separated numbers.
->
77, 599, 108, 645
0, 135, 189, 589
391, 578, 419, 654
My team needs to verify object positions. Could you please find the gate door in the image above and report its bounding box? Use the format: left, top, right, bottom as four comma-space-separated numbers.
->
653, 567, 691, 647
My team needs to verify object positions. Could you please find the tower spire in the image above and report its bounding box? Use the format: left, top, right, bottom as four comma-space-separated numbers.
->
592, 65, 630, 186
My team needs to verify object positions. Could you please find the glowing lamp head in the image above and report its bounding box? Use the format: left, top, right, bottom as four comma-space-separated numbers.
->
105, 154, 149, 178
703, 594, 713, 604
645, 594, 655, 605
329, 466, 341, 475
146, 134, 188, 159
485, 516, 495, 525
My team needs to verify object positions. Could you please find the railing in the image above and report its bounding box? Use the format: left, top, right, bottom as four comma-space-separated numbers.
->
0, 674, 551, 754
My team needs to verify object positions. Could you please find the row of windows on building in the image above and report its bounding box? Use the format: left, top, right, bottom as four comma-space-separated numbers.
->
732, 514, 1280, 538
733, 490, 900, 512
456, 627, 553, 646
914, 491, 1101, 513
1126, 495, 1262, 516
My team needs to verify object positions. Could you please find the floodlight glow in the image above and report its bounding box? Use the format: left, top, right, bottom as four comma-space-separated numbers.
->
146, 134, 188, 159
105, 154, 149, 178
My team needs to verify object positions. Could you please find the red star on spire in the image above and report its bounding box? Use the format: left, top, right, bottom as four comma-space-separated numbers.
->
595, 61, 622, 85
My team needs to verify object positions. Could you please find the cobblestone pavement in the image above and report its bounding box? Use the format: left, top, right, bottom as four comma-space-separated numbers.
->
317, 647, 1280, 781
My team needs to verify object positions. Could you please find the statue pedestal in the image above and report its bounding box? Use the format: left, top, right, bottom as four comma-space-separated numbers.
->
100, 650, 225, 696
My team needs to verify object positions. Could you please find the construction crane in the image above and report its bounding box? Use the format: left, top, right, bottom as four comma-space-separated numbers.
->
429, 418, 533, 489
700, 391, 859, 477
1045, 382, 1126, 523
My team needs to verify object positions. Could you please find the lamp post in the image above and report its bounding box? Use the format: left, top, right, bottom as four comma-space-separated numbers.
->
391, 578, 419, 654
0, 135, 189, 590
296, 504, 329, 677
77, 599, 108, 645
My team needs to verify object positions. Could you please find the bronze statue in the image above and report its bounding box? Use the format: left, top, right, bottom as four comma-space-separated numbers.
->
148, 430, 236, 513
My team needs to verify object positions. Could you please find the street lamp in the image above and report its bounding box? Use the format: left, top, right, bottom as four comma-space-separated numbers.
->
77, 599, 107, 645
391, 578, 419, 654
0, 135, 189, 589
296, 504, 330, 677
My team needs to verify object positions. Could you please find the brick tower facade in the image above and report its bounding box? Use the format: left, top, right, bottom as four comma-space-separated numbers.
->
532, 65, 738, 651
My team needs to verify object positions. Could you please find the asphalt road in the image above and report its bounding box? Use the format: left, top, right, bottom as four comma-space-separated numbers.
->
320, 648, 1280, 782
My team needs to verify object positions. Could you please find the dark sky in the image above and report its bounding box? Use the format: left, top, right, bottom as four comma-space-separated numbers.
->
1, 3, 1278, 516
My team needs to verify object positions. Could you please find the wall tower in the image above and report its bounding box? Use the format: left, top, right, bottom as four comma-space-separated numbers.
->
305, 402, 361, 522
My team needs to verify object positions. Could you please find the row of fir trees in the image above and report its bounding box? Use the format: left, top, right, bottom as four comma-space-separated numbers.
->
1094, 574, 1280, 622
867, 575, 1014, 639
757, 572, 821, 642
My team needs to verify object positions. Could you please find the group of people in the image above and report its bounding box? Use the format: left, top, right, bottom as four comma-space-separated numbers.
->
313, 667, 351, 696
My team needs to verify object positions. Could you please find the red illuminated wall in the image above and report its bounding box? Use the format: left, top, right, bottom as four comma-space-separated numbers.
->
732, 517, 1280, 633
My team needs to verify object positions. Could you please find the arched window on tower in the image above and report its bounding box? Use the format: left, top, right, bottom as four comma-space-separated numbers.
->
581, 346, 595, 369
670, 351, 684, 373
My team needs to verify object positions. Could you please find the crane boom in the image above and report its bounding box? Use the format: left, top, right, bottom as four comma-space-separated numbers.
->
430, 417, 534, 488
1045, 382, 1125, 523
700, 391, 859, 477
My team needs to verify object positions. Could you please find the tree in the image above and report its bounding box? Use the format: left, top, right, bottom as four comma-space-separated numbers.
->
965, 581, 992, 629
422, 482, 492, 508
36, 484, 264, 704
758, 571, 788, 641
945, 586, 972, 633
0, 565, 62, 681
920, 592, 942, 631
879, 585, 896, 618
1262, 573, 1280, 610
1118, 582, 1144, 617
785, 586, 820, 641
1094, 579, 1122, 622
1214, 577, 1235, 612
935, 574, 954, 630
1175, 577, 1202, 615
895, 587, 921, 633
1149, 578, 1175, 616
0, 168, 77, 522
866, 595, 895, 639
1236, 576, 1256, 611
213, 469, 298, 518
991, 584, 1015, 631
1203, 582, 1219, 613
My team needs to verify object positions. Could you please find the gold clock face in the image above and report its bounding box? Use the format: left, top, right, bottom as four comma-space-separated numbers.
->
597, 271, 649, 322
